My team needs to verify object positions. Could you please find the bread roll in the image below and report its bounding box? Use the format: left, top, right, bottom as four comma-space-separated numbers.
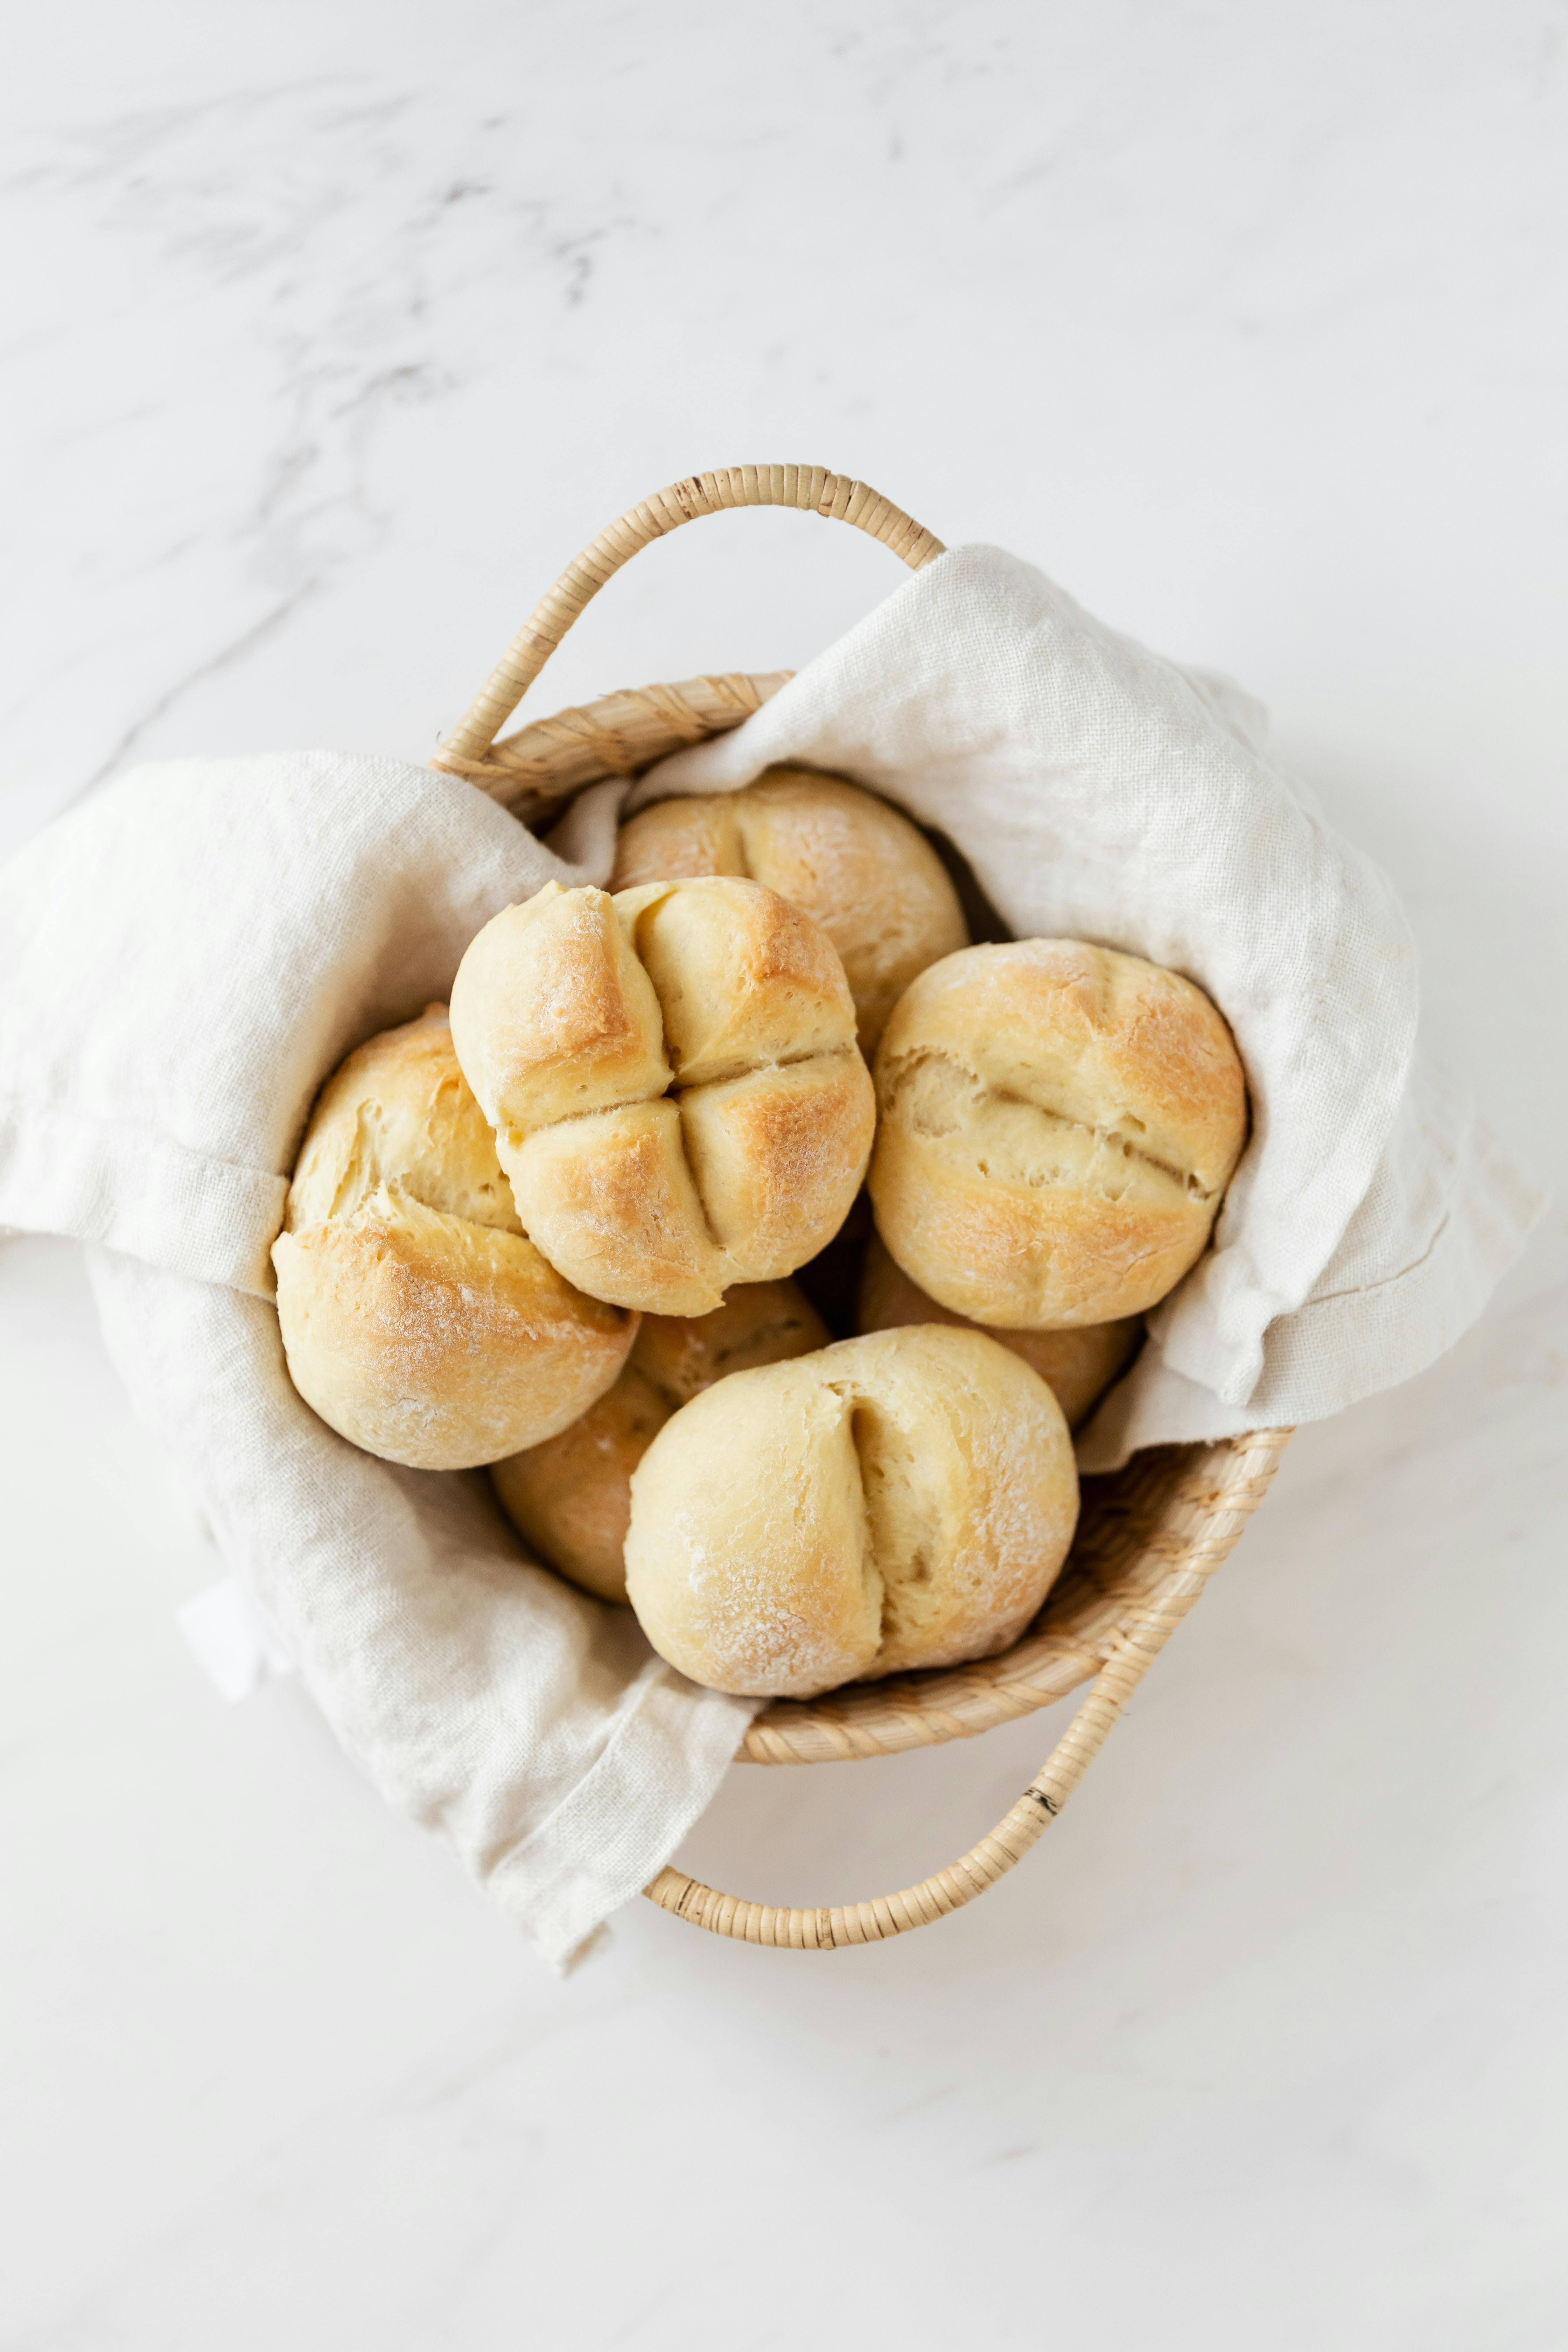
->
870, 940, 1247, 1329
611, 768, 968, 1051
450, 877, 875, 1316
857, 1234, 1141, 1429
491, 1279, 829, 1604
625, 1326, 1079, 1699
272, 1006, 637, 1470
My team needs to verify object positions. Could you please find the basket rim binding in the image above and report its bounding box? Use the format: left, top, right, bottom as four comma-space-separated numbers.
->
431, 468, 1290, 1947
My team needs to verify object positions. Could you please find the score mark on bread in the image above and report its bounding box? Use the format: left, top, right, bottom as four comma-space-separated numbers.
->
490, 1279, 830, 1604
623, 1325, 1079, 1700
869, 939, 1248, 1330
610, 768, 969, 1051
271, 1007, 637, 1470
450, 877, 876, 1316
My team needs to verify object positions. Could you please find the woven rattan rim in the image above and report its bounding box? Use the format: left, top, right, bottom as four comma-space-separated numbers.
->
432, 465, 944, 787
436, 467, 1289, 1945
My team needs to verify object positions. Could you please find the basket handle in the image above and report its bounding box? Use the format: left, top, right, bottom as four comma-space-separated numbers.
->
433, 466, 946, 770
644, 1538, 1219, 1949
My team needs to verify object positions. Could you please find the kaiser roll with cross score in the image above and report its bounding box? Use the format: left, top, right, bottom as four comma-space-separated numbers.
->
610, 765, 969, 1051
271, 1006, 638, 1470
624, 1324, 1080, 1701
491, 1278, 828, 1604
869, 938, 1249, 1331
449, 875, 876, 1316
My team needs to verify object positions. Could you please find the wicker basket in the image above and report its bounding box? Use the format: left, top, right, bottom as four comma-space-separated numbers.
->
432, 467, 1292, 1948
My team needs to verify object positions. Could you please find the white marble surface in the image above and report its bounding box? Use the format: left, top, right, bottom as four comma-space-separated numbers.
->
3, 5, 1566, 2345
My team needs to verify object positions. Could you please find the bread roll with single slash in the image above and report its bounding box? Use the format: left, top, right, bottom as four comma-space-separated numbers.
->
870, 939, 1248, 1329
611, 767, 968, 1050
272, 1006, 636, 1470
624, 1325, 1079, 1699
491, 1279, 829, 1604
450, 876, 875, 1316
856, 1234, 1141, 1429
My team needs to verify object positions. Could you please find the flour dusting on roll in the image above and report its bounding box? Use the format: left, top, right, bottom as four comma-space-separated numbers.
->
272, 1005, 637, 1471
612, 767, 969, 1051
624, 1325, 1078, 1699
450, 877, 875, 1316
870, 939, 1248, 1330
491, 1279, 828, 1605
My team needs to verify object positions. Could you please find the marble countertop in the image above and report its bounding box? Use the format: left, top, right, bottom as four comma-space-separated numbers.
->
3, 6, 1564, 2346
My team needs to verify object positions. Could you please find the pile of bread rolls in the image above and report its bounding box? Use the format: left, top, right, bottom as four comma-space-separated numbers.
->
274, 766, 1248, 1701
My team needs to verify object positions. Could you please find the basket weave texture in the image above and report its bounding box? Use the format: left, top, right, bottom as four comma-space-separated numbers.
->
432, 469, 1290, 1946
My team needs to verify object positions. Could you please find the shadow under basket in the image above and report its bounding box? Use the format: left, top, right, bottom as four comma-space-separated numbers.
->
432, 464, 1293, 1949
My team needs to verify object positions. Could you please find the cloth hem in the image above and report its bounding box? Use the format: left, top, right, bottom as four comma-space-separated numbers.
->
483, 1671, 759, 1972
0, 1093, 284, 1296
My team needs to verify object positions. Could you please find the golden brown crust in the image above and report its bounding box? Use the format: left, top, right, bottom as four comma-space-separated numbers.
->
624, 1326, 1079, 1699
679, 1056, 876, 1276
612, 793, 742, 885
491, 1280, 829, 1603
450, 878, 875, 1315
272, 1005, 637, 1470
869, 940, 1247, 1329
611, 768, 968, 1050
856, 1234, 1142, 1429
510, 1098, 718, 1311
283, 1009, 525, 1236
491, 1362, 666, 1604
448, 885, 669, 1136
622, 875, 854, 1082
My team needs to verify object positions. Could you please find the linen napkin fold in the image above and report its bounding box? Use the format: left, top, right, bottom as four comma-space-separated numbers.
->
636, 546, 1542, 1468
0, 750, 756, 1970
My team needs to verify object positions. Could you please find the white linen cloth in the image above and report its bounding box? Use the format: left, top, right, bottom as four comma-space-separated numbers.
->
0, 751, 755, 1971
0, 548, 1540, 1966
636, 546, 1542, 1467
